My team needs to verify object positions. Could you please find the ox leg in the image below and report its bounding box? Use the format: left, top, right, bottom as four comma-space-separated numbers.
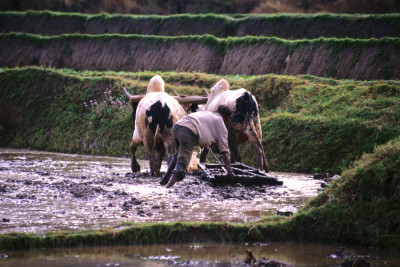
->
143, 138, 156, 176
249, 140, 269, 172
130, 139, 141, 173
228, 132, 242, 163
163, 137, 176, 166
154, 142, 166, 177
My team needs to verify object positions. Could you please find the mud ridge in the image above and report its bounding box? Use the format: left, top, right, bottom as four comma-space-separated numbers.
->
1, 11, 400, 39
1, 33, 399, 80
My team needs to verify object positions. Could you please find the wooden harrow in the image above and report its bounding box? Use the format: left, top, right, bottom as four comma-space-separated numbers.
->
197, 162, 283, 186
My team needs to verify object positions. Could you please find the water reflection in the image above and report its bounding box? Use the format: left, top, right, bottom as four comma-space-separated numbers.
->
2, 243, 400, 267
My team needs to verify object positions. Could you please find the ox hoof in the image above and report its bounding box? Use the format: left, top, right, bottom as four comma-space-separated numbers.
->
131, 162, 141, 173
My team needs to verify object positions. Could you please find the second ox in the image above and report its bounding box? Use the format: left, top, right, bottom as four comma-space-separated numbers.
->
201, 79, 269, 172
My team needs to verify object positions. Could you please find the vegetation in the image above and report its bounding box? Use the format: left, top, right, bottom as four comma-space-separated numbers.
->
1, 0, 399, 14
1, 3, 399, 249
6, 32, 399, 52
1, 11, 400, 38
282, 136, 400, 247
1, 67, 399, 175
2, 33, 399, 79
0, 221, 278, 250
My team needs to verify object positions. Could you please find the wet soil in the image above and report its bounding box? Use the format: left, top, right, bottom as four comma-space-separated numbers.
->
0, 148, 323, 234
2, 243, 400, 267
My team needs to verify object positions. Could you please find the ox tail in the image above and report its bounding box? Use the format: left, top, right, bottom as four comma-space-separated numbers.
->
123, 86, 132, 100
123, 87, 138, 126
248, 119, 269, 172
152, 124, 161, 155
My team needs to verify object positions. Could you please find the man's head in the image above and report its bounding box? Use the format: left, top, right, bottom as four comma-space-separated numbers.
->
217, 105, 231, 121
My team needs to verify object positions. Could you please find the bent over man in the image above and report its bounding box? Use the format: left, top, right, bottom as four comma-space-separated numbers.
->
160, 105, 235, 188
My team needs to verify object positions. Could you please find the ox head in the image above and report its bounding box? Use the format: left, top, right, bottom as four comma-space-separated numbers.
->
147, 75, 165, 94
209, 79, 229, 98
123, 75, 166, 103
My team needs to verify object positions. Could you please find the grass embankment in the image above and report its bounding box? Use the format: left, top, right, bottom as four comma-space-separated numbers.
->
1, 11, 400, 38
1, 33, 399, 79
0, 136, 399, 249
1, 67, 399, 175
3, 0, 400, 14
0, 67, 399, 249
283, 136, 400, 248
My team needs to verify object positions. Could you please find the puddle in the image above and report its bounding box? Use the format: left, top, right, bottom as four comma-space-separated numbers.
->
0, 148, 325, 234
1, 243, 399, 267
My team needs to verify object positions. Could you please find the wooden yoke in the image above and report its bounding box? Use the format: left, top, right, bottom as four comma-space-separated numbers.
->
123, 87, 208, 105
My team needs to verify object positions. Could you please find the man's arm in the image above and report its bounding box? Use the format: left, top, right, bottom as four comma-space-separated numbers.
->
221, 152, 235, 178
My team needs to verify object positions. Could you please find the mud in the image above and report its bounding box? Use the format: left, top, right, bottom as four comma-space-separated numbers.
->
1, 34, 400, 80
0, 148, 323, 234
2, 243, 400, 267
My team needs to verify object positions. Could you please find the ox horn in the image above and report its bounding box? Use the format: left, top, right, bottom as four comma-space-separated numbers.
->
173, 89, 180, 96
204, 89, 209, 96
123, 87, 144, 103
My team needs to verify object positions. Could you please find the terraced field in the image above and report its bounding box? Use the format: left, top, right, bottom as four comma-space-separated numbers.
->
1, 11, 400, 79
0, 11, 400, 248
1, 10, 400, 173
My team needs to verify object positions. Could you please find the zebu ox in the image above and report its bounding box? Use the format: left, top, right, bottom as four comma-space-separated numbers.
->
124, 75, 185, 176
201, 79, 269, 172
124, 75, 208, 176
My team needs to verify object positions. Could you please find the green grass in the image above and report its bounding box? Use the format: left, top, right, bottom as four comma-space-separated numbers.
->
4, 10, 399, 23
0, 220, 289, 250
2, 10, 400, 38
4, 32, 399, 54
282, 136, 400, 247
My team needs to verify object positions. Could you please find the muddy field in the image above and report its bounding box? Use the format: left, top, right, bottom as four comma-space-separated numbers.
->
0, 148, 323, 234
5, 243, 400, 267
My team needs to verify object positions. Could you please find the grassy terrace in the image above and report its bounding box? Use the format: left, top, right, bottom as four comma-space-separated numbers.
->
1, 10, 400, 38
0, 67, 399, 249
5, 32, 400, 50
1, 67, 399, 173
1, 6, 399, 251
1, 33, 399, 79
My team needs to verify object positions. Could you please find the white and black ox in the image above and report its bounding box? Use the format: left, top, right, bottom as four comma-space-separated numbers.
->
201, 79, 269, 172
124, 75, 207, 176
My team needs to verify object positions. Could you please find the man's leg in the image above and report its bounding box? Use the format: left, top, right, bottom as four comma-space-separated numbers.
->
165, 125, 198, 188
160, 153, 177, 185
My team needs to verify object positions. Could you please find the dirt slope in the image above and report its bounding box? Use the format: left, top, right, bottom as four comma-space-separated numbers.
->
1, 34, 399, 80
0, 35, 222, 73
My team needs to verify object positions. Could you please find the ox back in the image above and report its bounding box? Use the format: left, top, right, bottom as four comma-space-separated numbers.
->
144, 100, 174, 134
232, 92, 258, 124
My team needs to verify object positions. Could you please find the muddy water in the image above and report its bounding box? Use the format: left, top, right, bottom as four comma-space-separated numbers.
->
0, 148, 324, 234
2, 243, 400, 267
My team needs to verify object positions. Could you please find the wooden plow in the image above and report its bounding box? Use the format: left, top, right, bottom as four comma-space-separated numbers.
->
197, 162, 283, 186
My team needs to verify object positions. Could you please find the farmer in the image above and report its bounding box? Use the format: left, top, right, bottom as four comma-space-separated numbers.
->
160, 105, 235, 188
